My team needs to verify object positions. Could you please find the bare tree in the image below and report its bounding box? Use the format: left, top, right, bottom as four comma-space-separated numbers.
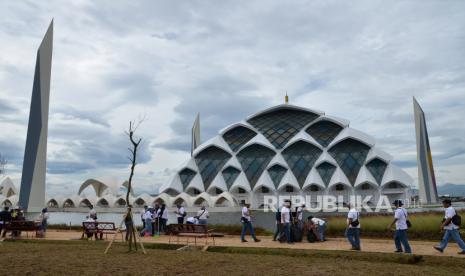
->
0, 153, 7, 176
105, 119, 146, 254
123, 119, 144, 252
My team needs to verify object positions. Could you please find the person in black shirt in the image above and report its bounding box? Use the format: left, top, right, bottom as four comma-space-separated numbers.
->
0, 206, 12, 237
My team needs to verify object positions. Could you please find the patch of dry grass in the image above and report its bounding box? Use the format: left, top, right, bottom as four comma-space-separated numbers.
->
1, 240, 464, 275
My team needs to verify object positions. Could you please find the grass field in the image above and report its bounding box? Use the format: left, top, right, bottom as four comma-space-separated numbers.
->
1, 240, 465, 275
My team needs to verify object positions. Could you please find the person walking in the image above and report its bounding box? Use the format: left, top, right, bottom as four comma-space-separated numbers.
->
387, 200, 412, 253
240, 203, 260, 242
346, 203, 361, 251
281, 200, 292, 244
175, 204, 186, 224
434, 199, 465, 254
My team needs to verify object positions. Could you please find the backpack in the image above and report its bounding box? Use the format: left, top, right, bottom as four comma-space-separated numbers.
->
452, 209, 462, 227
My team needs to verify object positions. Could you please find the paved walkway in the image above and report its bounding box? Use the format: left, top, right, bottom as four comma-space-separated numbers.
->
9, 230, 465, 258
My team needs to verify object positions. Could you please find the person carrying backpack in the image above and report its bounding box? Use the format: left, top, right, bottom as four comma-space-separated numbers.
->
434, 199, 465, 254
387, 200, 412, 253
346, 203, 361, 251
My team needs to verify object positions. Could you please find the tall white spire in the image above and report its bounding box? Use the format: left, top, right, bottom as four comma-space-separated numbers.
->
19, 20, 53, 212
191, 113, 200, 156
413, 97, 438, 204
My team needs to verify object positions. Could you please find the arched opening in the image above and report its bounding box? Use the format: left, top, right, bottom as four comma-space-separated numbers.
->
165, 188, 180, 197
153, 198, 165, 206
305, 184, 322, 192
134, 198, 146, 207
186, 187, 201, 196
97, 198, 109, 208
208, 187, 224, 196
173, 197, 186, 207
115, 198, 126, 207
47, 199, 59, 208
215, 197, 232, 207
335, 184, 345, 191
194, 197, 208, 207
63, 199, 75, 208
2, 199, 12, 207
79, 199, 92, 208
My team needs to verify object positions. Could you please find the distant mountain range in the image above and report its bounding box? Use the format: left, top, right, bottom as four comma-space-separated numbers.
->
438, 183, 465, 197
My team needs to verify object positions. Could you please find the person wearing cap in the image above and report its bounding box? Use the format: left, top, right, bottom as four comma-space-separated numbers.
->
387, 200, 412, 253
434, 199, 465, 254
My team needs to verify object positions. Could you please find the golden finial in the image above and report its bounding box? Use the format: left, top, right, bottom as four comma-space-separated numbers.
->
285, 91, 289, 104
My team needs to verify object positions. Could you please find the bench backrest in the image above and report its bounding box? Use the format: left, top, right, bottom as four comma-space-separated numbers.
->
82, 221, 116, 231
168, 224, 208, 234
5, 220, 40, 231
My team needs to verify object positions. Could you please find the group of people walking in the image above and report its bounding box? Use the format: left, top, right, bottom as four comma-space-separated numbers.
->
240, 198, 465, 256
346, 199, 465, 255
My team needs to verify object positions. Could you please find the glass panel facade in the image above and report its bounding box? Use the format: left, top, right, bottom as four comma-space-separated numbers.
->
365, 158, 387, 185
179, 168, 197, 190
267, 164, 288, 189
237, 144, 276, 189
194, 146, 232, 190
221, 166, 241, 190
306, 120, 343, 147
316, 162, 336, 187
247, 109, 319, 149
328, 138, 370, 185
282, 141, 323, 187
223, 126, 257, 152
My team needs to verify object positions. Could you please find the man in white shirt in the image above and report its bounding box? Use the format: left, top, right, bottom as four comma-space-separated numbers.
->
196, 206, 209, 225
175, 204, 186, 224
240, 203, 260, 242
308, 216, 327, 241
434, 199, 465, 254
346, 203, 361, 250
387, 200, 412, 253
281, 200, 292, 244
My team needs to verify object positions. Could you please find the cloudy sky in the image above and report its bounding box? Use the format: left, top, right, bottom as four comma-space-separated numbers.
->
1, 1, 464, 196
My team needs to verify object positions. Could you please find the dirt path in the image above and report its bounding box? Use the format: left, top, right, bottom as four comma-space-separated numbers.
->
14, 230, 465, 258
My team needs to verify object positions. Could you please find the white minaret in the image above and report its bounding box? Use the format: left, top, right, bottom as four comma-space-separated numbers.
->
413, 97, 438, 204
191, 113, 200, 156
19, 20, 53, 212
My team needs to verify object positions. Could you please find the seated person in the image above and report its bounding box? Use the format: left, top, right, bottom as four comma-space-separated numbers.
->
186, 216, 199, 225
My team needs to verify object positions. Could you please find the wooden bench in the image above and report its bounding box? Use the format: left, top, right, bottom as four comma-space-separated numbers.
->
167, 224, 215, 245
82, 222, 124, 241
3, 221, 41, 239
